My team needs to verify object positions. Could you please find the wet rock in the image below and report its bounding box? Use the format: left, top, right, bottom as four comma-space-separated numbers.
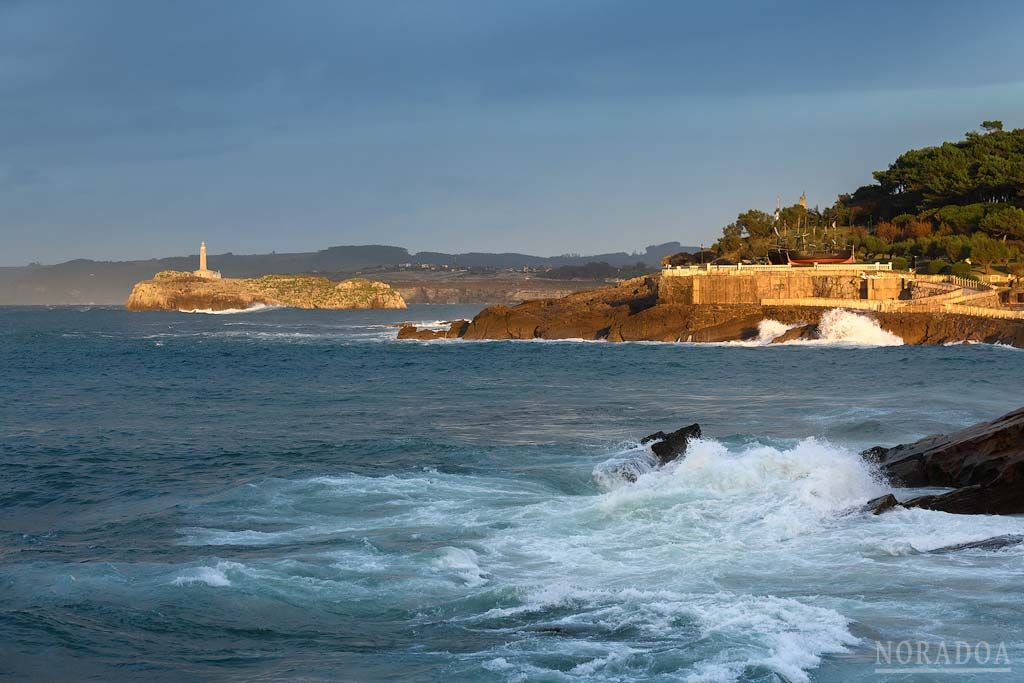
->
641, 423, 702, 465
929, 534, 1024, 553
397, 320, 470, 340
769, 324, 818, 344
864, 406, 1024, 515
863, 493, 901, 515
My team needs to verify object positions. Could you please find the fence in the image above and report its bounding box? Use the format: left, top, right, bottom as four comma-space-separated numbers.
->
943, 304, 1024, 320
662, 262, 893, 277
759, 298, 893, 311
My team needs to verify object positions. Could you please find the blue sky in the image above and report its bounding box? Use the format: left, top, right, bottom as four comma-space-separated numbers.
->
1, 0, 1023, 265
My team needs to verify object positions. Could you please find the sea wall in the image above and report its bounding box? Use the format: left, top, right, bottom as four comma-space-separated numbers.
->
657, 272, 905, 305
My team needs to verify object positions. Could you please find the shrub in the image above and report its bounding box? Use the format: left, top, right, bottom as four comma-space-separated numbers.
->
927, 259, 949, 275
890, 256, 909, 271
950, 261, 976, 279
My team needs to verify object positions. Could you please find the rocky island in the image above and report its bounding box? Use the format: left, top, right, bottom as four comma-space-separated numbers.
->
125, 241, 406, 311
126, 271, 406, 311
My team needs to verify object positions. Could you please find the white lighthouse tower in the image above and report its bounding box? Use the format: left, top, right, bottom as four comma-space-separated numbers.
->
193, 241, 222, 279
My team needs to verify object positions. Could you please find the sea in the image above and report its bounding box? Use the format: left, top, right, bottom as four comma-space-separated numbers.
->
2, 304, 1023, 682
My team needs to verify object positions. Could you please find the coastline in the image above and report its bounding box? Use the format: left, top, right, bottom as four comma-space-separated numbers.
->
398, 270, 1024, 347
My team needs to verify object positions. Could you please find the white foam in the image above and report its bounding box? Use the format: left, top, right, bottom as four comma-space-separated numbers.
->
793, 308, 903, 346
171, 435, 1024, 682
178, 303, 281, 314
753, 318, 797, 344
431, 547, 489, 587
172, 563, 234, 587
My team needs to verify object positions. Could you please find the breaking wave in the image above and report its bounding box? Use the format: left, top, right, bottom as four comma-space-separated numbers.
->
740, 309, 904, 347
810, 308, 903, 346
178, 303, 282, 314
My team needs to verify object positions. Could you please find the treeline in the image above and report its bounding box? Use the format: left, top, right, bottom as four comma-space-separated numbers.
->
713, 121, 1024, 273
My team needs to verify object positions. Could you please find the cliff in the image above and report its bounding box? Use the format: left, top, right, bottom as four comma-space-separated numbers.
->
399, 274, 1024, 347
125, 271, 406, 311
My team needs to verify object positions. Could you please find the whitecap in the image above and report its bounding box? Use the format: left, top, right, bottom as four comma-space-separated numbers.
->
178, 303, 282, 314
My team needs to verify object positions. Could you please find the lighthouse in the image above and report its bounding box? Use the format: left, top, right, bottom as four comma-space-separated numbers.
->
193, 241, 222, 280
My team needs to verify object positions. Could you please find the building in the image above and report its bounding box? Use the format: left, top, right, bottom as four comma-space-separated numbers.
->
193, 241, 222, 280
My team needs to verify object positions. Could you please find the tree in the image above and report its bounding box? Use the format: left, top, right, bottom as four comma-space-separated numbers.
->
981, 120, 1004, 133
970, 233, 1009, 272
875, 222, 900, 243
735, 209, 775, 238
907, 220, 933, 238
979, 205, 1024, 240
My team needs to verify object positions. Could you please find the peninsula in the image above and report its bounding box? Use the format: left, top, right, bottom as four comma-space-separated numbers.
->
398, 263, 1024, 347
126, 242, 406, 311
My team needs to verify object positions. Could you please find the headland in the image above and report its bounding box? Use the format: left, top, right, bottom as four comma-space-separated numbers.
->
399, 262, 1024, 346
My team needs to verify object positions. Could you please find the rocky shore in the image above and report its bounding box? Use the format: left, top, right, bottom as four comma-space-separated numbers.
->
397, 274, 1024, 347
640, 406, 1024, 518
126, 271, 406, 311
863, 406, 1024, 515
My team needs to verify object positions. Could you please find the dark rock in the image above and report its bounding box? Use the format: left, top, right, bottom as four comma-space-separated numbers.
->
929, 534, 1024, 553
901, 484, 1024, 515
863, 406, 1024, 515
397, 320, 470, 340
769, 324, 817, 344
863, 493, 901, 515
641, 423, 702, 465
448, 319, 470, 337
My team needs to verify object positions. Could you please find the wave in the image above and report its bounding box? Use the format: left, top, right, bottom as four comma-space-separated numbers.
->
160, 434, 1024, 681
178, 303, 282, 314
731, 309, 903, 347
944, 340, 1023, 351
810, 308, 903, 346
171, 562, 236, 587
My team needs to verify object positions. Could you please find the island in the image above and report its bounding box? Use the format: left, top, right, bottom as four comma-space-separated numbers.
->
126, 242, 406, 311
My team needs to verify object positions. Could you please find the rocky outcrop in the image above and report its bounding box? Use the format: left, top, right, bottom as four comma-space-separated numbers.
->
862, 406, 1024, 515
397, 320, 469, 340
395, 274, 1024, 347
929, 535, 1024, 553
126, 271, 406, 311
862, 493, 900, 515
641, 424, 702, 465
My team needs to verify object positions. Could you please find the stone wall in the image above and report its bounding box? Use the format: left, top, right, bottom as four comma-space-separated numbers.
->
657, 272, 891, 305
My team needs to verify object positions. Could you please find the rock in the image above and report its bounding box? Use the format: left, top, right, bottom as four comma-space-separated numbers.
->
641, 423, 702, 465
864, 406, 1024, 515
396, 320, 469, 340
126, 271, 406, 311
900, 484, 1024, 515
928, 534, 1024, 553
770, 324, 817, 344
397, 325, 439, 340
862, 493, 901, 515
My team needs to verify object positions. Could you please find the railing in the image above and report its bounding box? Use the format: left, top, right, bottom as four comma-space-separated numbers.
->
810, 262, 892, 271
662, 262, 892, 276
945, 275, 988, 290
943, 304, 1024, 320
759, 298, 893, 311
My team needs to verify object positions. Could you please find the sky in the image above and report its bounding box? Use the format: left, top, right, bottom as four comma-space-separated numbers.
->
2, 0, 1024, 265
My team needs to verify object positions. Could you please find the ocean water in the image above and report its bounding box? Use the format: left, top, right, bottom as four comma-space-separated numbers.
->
1, 305, 1022, 682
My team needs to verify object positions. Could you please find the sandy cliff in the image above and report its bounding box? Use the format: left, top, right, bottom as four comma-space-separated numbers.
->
126, 271, 406, 311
